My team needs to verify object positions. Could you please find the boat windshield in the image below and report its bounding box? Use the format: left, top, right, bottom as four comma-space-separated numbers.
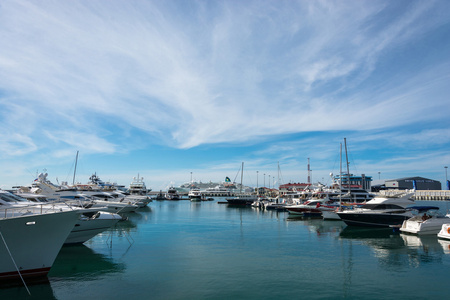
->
0, 192, 29, 202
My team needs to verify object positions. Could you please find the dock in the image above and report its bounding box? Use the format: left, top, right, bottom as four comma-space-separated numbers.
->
414, 190, 450, 200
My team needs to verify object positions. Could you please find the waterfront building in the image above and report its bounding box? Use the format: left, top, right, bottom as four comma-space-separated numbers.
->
385, 177, 441, 190
278, 183, 311, 193
332, 173, 372, 192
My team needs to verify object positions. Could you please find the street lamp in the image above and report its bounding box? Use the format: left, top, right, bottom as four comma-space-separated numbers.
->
445, 166, 448, 189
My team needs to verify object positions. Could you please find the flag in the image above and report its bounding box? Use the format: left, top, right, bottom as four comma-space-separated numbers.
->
225, 177, 231, 182
413, 180, 417, 191
447, 180, 450, 190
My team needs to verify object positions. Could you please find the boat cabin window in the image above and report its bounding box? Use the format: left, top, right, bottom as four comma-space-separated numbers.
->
361, 204, 406, 210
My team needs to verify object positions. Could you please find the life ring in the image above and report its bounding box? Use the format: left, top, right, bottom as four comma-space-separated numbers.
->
447, 227, 450, 235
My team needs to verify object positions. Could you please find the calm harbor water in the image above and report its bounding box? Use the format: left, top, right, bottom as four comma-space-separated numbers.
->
2, 198, 450, 299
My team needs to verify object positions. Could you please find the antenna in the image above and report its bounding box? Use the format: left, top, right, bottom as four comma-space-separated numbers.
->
307, 158, 311, 184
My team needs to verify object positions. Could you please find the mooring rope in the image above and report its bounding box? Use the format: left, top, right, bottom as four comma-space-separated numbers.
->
0, 229, 31, 295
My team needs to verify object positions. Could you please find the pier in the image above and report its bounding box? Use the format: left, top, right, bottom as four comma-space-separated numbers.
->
147, 190, 236, 198
414, 190, 450, 200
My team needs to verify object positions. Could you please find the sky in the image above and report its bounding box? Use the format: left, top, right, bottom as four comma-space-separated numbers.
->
1, 0, 450, 191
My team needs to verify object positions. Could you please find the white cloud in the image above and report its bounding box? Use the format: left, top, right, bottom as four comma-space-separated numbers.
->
2, 0, 449, 151
0, 0, 449, 189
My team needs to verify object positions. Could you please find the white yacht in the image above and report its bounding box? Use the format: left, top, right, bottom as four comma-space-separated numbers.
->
128, 174, 149, 195
165, 187, 180, 200
1, 190, 123, 245
61, 194, 138, 213
0, 201, 81, 280
17, 173, 139, 213
188, 188, 202, 201
400, 206, 449, 235
336, 193, 415, 227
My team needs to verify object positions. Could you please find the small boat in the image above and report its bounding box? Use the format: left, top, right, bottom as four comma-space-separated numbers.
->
400, 206, 448, 235
65, 211, 122, 244
225, 162, 257, 206
286, 196, 337, 217
322, 203, 363, 220
226, 194, 257, 206
123, 194, 152, 208
437, 223, 450, 240
322, 209, 342, 220
188, 188, 202, 201
154, 190, 166, 200
265, 202, 288, 211
165, 187, 180, 200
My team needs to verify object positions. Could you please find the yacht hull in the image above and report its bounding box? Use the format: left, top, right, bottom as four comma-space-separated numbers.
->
337, 212, 411, 228
0, 210, 79, 280
400, 218, 450, 235
65, 212, 121, 244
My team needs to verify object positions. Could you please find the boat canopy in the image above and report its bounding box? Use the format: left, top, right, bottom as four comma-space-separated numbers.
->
407, 206, 440, 212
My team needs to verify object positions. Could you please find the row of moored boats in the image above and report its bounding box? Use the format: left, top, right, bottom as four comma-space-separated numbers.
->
0, 172, 153, 282
228, 189, 450, 240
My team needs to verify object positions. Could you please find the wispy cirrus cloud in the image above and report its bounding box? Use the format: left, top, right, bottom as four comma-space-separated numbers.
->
0, 0, 449, 189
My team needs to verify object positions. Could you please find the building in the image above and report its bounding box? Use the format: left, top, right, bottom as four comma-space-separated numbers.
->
385, 177, 441, 190
332, 174, 372, 192
278, 183, 311, 194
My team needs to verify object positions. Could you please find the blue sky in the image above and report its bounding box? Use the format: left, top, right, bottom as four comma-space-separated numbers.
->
1, 0, 449, 191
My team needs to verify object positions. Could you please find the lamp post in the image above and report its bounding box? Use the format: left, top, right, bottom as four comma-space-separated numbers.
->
445, 166, 448, 189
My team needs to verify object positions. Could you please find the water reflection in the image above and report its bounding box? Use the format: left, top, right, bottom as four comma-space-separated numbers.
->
339, 227, 401, 243
0, 245, 125, 299
49, 244, 125, 281
0, 278, 56, 300
190, 201, 202, 211
303, 218, 346, 236
286, 214, 322, 221
339, 227, 445, 268
400, 234, 444, 265
124, 210, 152, 224
437, 238, 450, 254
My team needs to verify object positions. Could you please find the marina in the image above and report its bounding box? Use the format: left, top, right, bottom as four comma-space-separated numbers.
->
2, 1, 450, 299
2, 197, 450, 299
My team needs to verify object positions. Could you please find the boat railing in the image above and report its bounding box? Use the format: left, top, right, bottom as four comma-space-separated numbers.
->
1, 201, 76, 219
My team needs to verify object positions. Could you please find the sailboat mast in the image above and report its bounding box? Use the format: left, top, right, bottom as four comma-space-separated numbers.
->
339, 143, 342, 208
72, 150, 79, 186
344, 138, 351, 201
240, 162, 244, 194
